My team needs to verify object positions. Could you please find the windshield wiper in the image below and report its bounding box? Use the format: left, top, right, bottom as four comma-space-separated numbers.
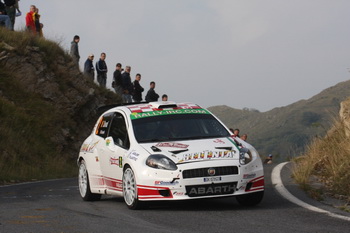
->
139, 138, 160, 143
215, 146, 233, 150
169, 149, 189, 154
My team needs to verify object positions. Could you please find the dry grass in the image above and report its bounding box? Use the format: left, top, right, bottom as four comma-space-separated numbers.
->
293, 119, 350, 198
0, 27, 70, 69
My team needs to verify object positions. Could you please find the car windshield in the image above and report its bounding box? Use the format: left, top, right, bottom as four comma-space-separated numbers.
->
132, 113, 230, 143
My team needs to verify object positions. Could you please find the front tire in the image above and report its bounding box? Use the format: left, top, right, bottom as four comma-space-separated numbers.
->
123, 166, 143, 209
236, 191, 264, 206
78, 160, 101, 201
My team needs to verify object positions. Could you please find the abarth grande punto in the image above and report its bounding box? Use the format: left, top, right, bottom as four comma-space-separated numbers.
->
78, 102, 264, 209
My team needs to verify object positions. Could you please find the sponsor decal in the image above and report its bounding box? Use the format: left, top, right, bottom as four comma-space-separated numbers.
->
213, 139, 225, 144
110, 156, 123, 168
127, 150, 140, 161
243, 173, 256, 179
179, 150, 236, 163
102, 121, 109, 128
127, 103, 201, 113
188, 184, 235, 196
173, 191, 184, 196
91, 175, 123, 192
203, 177, 222, 182
155, 142, 189, 149
80, 141, 99, 153
154, 180, 179, 186
106, 138, 111, 146
130, 109, 210, 120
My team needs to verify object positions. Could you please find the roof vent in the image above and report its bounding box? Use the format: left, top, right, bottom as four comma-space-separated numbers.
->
150, 102, 178, 109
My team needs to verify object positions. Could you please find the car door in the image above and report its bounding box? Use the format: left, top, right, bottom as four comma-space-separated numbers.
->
99, 112, 130, 192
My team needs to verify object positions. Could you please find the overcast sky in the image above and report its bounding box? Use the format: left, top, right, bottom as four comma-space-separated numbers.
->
15, 0, 350, 112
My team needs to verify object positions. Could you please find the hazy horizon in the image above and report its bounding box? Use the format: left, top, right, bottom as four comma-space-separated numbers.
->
15, 0, 350, 112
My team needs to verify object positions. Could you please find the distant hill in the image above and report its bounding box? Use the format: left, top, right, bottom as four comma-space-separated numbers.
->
208, 80, 350, 161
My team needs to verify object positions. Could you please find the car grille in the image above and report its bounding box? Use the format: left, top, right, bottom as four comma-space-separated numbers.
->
182, 166, 239, 179
185, 182, 237, 197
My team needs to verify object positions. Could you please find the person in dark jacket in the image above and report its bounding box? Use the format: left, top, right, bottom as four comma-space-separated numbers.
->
132, 73, 144, 102
113, 63, 123, 95
121, 66, 133, 103
95, 52, 108, 87
70, 35, 80, 65
162, 94, 168, 101
0, 1, 11, 30
4, 0, 18, 30
83, 54, 94, 81
145, 81, 159, 102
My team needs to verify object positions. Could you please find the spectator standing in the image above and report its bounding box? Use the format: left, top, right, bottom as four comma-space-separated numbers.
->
25, 5, 36, 33
113, 63, 123, 95
132, 73, 144, 102
232, 129, 240, 138
162, 94, 168, 101
95, 52, 108, 87
121, 66, 133, 103
33, 7, 43, 36
83, 54, 94, 81
241, 134, 248, 141
0, 1, 11, 30
4, 0, 17, 30
264, 154, 273, 164
145, 81, 159, 102
70, 35, 80, 65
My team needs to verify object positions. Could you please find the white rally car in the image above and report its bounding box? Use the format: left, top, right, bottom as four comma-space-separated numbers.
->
78, 102, 264, 209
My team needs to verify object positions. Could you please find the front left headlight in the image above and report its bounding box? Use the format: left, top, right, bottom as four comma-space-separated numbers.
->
146, 154, 178, 170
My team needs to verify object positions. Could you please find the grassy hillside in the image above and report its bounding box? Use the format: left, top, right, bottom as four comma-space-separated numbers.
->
0, 28, 121, 184
209, 81, 350, 161
292, 108, 350, 207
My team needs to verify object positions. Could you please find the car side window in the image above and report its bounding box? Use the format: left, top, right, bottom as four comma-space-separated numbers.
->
95, 113, 114, 139
108, 113, 130, 149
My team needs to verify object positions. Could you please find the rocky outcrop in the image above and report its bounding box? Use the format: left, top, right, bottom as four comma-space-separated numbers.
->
339, 97, 350, 137
0, 40, 121, 158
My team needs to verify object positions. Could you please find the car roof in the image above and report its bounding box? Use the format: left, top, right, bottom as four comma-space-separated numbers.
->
99, 101, 203, 116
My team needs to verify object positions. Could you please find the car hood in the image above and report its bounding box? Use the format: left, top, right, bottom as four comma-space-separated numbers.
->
139, 137, 241, 164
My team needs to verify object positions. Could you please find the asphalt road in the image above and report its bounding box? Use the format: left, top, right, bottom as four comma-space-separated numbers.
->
0, 164, 349, 233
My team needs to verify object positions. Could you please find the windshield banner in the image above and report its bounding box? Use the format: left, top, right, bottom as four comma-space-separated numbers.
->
130, 108, 210, 119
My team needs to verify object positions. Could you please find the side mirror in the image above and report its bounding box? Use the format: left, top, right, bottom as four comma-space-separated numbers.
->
105, 137, 116, 152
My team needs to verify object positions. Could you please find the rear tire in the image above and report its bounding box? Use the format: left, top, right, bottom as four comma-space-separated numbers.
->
78, 160, 101, 201
236, 191, 264, 206
123, 166, 143, 209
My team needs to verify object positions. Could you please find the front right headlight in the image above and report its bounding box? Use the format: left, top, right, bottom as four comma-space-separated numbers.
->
146, 154, 178, 170
239, 148, 252, 165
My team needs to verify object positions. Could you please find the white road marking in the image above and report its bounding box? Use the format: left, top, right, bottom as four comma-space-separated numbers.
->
271, 162, 350, 222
